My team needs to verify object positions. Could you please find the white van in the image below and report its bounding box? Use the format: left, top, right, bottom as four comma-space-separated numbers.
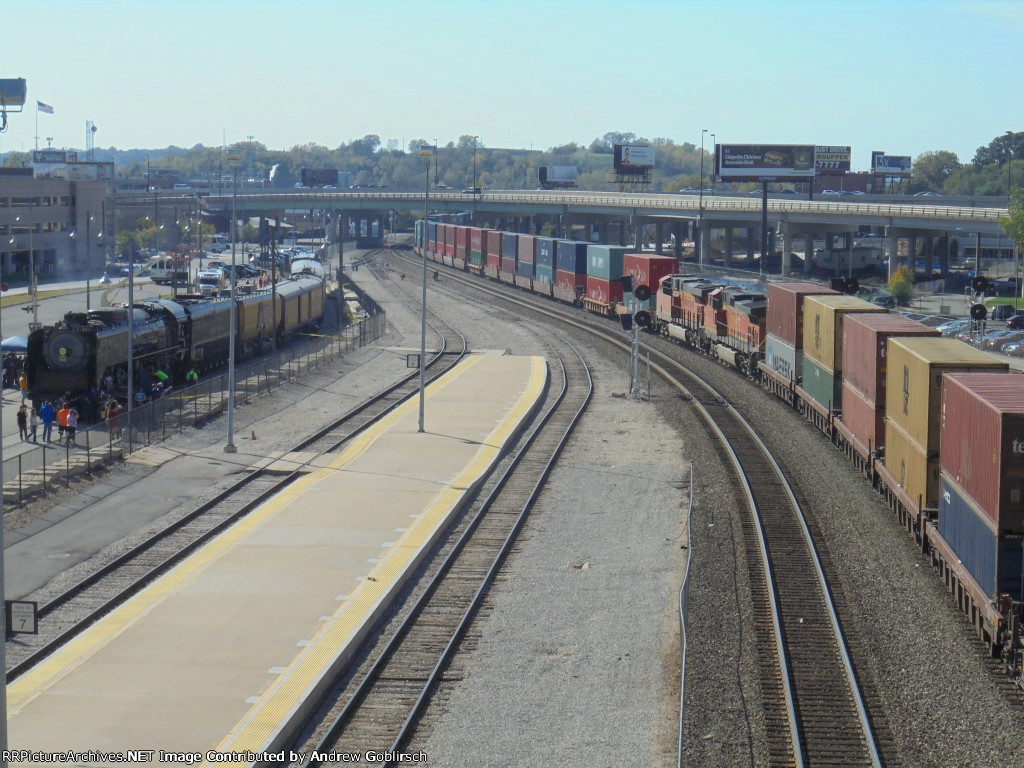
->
196, 267, 228, 296
149, 257, 190, 286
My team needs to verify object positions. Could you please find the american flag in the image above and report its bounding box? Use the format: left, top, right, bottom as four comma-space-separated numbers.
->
36, 101, 54, 115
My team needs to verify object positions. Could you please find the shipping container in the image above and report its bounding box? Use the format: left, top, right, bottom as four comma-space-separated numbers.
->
469, 227, 484, 253
802, 354, 842, 412
555, 269, 585, 292
444, 224, 456, 259
884, 418, 939, 510
534, 263, 554, 284
415, 219, 424, 251
455, 226, 469, 249
803, 295, 887, 373
840, 381, 885, 456
766, 282, 839, 348
622, 253, 677, 295
556, 241, 588, 274
586, 244, 628, 281
536, 238, 557, 269
941, 372, 1024, 533
516, 258, 534, 279
843, 313, 940, 405
585, 276, 624, 306
500, 233, 518, 275
487, 228, 503, 264
886, 337, 1008, 453
518, 235, 536, 265
939, 473, 1024, 600
764, 333, 801, 382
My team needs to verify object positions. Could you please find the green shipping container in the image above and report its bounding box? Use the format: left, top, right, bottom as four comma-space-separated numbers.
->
469, 249, 484, 267
802, 355, 842, 412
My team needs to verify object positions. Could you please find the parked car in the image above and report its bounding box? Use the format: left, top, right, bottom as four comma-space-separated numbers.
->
1006, 314, 1024, 329
936, 318, 970, 337
989, 303, 1017, 321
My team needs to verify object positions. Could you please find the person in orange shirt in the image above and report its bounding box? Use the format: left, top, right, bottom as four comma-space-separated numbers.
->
57, 403, 71, 444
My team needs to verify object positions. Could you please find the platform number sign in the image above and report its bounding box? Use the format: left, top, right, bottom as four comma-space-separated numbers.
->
407, 353, 421, 368
6, 600, 38, 635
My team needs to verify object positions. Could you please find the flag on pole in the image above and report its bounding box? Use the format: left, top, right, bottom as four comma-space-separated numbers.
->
36, 101, 54, 115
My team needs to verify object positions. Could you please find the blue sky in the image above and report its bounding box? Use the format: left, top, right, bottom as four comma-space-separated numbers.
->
1, 0, 1020, 171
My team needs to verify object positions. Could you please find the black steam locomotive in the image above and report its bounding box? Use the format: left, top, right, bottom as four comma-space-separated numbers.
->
26, 276, 325, 400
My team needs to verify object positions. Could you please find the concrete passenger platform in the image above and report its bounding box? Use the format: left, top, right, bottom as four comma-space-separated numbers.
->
7, 352, 547, 763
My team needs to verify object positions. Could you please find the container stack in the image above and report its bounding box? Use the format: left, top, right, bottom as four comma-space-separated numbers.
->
454, 227, 469, 268
800, 294, 887, 411
555, 241, 587, 299
516, 235, 536, 286
469, 228, 485, 268
485, 231, 502, 276
499, 233, 517, 278
839, 314, 940, 458
938, 373, 1024, 600
535, 237, 556, 285
763, 283, 839, 383
444, 224, 456, 265
884, 338, 1008, 511
585, 245, 628, 307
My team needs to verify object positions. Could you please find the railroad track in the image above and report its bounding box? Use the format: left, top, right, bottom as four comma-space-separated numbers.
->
6, 290, 466, 677
398, 254, 883, 767
296, 337, 592, 766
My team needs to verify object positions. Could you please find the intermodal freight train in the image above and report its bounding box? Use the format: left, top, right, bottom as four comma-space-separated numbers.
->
26, 276, 325, 400
415, 218, 1024, 682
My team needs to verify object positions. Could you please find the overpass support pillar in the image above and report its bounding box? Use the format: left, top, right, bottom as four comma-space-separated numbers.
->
634, 222, 643, 252
618, 220, 628, 246
942, 232, 951, 280
908, 234, 917, 273
655, 222, 664, 254
804, 234, 814, 274
887, 230, 900, 282
779, 224, 791, 277
747, 228, 755, 260
699, 227, 711, 272
924, 235, 934, 279
596, 219, 607, 244
673, 223, 683, 263
724, 227, 734, 268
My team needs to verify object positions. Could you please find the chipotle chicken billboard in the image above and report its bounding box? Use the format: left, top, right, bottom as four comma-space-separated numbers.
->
715, 144, 816, 180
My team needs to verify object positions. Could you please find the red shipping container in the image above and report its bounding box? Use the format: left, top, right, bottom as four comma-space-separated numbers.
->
766, 282, 838, 349
585, 276, 624, 305
622, 253, 677, 294
500, 257, 516, 274
555, 269, 585, 292
445, 225, 455, 259
941, 372, 1024, 532
486, 231, 502, 261
843, 313, 940, 404
840, 381, 885, 457
486, 250, 501, 270
456, 245, 468, 262
470, 228, 484, 252
518, 235, 536, 265
455, 226, 469, 249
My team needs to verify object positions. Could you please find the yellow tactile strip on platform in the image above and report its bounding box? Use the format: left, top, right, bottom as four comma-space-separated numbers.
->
214, 355, 546, 758
7, 354, 488, 714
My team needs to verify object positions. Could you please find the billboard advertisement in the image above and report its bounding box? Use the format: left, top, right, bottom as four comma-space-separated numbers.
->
871, 152, 912, 174
539, 165, 578, 187
716, 144, 816, 179
33, 150, 69, 164
300, 168, 340, 187
613, 144, 656, 172
814, 146, 851, 172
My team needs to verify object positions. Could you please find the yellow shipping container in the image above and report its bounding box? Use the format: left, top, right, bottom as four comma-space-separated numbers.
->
885, 337, 1008, 452
884, 418, 940, 510
802, 295, 887, 373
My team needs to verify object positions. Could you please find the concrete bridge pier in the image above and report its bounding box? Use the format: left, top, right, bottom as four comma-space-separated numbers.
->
724, 227, 734, 268
673, 222, 683, 263
778, 224, 792, 277
655, 222, 664, 254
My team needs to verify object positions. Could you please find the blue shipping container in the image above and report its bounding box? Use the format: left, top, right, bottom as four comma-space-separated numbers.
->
501, 233, 518, 261
556, 241, 588, 274
536, 238, 557, 268
516, 260, 534, 278
534, 264, 554, 284
939, 474, 1024, 600
586, 244, 628, 280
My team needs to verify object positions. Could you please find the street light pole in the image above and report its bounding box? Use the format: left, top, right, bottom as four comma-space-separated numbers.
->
433, 139, 438, 188
225, 148, 241, 453
710, 133, 717, 196
698, 129, 708, 271
418, 146, 432, 433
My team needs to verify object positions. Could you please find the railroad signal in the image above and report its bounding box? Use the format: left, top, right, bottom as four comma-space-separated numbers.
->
972, 276, 989, 294
633, 309, 652, 328
634, 284, 652, 302
970, 303, 988, 321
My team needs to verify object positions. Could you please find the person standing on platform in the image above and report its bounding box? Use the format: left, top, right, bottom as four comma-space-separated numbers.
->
66, 408, 78, 446
16, 404, 27, 441
57, 402, 70, 444
18, 372, 29, 400
40, 400, 55, 442
28, 406, 38, 443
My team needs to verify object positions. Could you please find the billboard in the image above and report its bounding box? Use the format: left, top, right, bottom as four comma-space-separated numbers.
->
716, 144, 815, 180
539, 165, 578, 187
300, 168, 340, 187
814, 146, 851, 172
33, 150, 70, 164
871, 152, 912, 175
613, 144, 656, 172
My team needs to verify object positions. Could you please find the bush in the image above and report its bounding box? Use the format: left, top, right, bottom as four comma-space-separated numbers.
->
888, 265, 914, 306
